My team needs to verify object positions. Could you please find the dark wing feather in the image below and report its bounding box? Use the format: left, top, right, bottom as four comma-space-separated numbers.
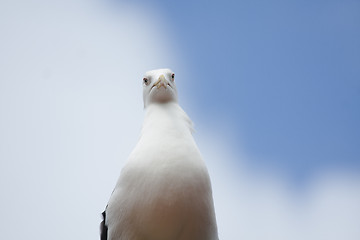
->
100, 207, 108, 240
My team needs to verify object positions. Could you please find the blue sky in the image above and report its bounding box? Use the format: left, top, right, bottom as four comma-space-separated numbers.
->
117, 0, 360, 184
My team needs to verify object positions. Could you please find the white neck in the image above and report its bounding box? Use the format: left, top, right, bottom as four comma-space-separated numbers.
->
141, 102, 194, 140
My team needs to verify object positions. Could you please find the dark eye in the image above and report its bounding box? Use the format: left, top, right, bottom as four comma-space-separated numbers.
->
143, 77, 149, 85
171, 73, 175, 81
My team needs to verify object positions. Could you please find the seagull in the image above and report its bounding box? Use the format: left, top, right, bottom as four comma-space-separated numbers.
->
101, 68, 219, 240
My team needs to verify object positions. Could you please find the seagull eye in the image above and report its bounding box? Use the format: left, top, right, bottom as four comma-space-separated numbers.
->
171, 73, 175, 81
143, 77, 149, 85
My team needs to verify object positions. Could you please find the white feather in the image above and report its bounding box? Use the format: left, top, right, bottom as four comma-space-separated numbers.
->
105, 69, 218, 240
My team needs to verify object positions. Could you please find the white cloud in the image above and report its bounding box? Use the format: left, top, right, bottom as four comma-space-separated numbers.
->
0, 0, 183, 239
199, 132, 360, 240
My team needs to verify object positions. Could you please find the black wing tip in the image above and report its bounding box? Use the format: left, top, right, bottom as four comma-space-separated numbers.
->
100, 209, 108, 240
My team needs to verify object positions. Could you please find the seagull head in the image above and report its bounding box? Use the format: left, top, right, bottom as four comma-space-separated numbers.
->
142, 68, 178, 108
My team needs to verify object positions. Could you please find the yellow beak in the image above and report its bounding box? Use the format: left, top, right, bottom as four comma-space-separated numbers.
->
154, 74, 167, 89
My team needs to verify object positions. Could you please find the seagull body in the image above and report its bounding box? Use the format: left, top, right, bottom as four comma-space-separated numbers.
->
101, 69, 218, 240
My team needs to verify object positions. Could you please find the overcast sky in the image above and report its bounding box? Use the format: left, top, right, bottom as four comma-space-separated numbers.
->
0, 0, 359, 239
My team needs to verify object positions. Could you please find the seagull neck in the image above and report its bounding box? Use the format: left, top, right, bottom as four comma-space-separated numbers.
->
141, 102, 193, 138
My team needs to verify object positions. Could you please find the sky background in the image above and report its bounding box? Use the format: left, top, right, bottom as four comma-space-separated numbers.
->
0, 0, 359, 239
117, 0, 360, 185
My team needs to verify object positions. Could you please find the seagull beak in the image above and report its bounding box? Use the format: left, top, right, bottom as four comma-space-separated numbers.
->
155, 74, 167, 89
